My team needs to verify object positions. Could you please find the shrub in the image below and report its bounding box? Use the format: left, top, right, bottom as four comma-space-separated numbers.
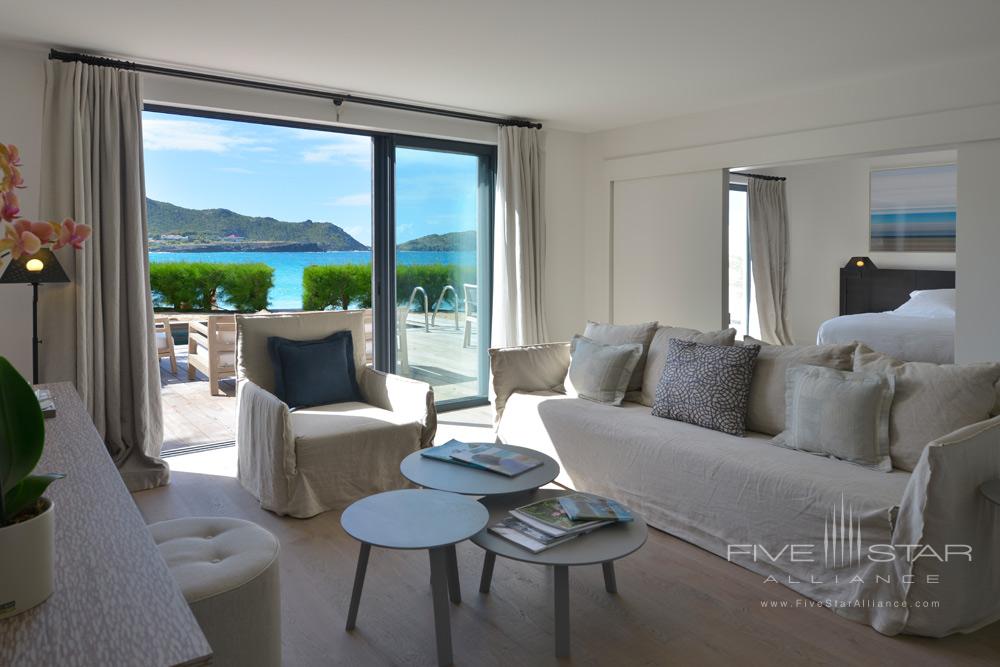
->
149, 262, 273, 312
303, 264, 372, 311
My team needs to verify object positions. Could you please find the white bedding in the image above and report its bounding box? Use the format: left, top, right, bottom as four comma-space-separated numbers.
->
816, 312, 955, 363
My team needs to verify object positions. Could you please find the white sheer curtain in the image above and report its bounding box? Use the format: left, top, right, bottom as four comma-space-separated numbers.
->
40, 61, 168, 491
748, 177, 793, 345
492, 126, 548, 347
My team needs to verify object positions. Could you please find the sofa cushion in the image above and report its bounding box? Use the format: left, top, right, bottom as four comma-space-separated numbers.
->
744, 337, 857, 436
582, 320, 657, 392
854, 346, 1000, 471
651, 339, 760, 436
566, 335, 642, 406
267, 331, 361, 409
773, 365, 894, 471
639, 326, 737, 406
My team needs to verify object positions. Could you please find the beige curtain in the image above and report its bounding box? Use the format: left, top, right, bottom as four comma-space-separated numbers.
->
748, 177, 793, 345
492, 126, 548, 347
40, 61, 168, 491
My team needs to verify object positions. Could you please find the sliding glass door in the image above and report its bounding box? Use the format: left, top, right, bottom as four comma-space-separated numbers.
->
387, 137, 494, 407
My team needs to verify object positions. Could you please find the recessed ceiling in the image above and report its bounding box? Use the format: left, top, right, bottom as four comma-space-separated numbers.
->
3, 0, 1000, 132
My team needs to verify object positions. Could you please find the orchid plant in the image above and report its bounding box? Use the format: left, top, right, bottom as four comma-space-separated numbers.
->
0, 144, 91, 260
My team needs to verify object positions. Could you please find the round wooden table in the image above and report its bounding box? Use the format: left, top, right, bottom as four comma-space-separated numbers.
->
341, 489, 489, 666
400, 444, 560, 496
471, 489, 647, 658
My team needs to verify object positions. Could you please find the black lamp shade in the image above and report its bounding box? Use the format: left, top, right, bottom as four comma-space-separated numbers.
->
844, 256, 876, 271
0, 248, 70, 284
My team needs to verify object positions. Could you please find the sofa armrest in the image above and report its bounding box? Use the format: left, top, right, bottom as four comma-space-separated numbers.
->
489, 342, 571, 422
893, 416, 1000, 636
359, 365, 437, 448
236, 379, 296, 486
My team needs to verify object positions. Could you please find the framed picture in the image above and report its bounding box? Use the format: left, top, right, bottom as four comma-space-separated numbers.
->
869, 164, 956, 252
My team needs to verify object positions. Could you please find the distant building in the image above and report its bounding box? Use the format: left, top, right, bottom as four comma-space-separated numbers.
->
223, 234, 245, 241
160, 233, 189, 240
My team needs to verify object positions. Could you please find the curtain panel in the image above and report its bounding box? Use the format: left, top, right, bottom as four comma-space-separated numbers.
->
40, 61, 168, 491
748, 177, 794, 345
492, 126, 548, 348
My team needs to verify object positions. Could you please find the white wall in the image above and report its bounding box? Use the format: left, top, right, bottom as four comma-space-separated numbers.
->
582, 52, 1000, 360
612, 171, 726, 330
759, 150, 956, 344
956, 140, 1000, 363
0, 43, 47, 378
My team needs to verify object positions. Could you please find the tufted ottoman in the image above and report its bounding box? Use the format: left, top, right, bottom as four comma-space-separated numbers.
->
150, 517, 281, 667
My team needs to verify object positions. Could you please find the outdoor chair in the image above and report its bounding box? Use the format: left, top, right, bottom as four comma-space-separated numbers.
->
155, 315, 177, 374
463, 283, 478, 348
187, 315, 237, 396
235, 310, 436, 518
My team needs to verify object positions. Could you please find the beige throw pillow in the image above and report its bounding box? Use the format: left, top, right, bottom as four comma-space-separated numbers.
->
639, 326, 737, 406
566, 335, 643, 406
773, 365, 894, 471
582, 321, 657, 393
744, 337, 857, 436
853, 346, 1000, 471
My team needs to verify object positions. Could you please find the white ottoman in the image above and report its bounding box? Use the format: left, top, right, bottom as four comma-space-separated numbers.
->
151, 517, 281, 667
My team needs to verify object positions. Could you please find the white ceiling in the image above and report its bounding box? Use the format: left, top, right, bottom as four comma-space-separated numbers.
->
3, 0, 1000, 132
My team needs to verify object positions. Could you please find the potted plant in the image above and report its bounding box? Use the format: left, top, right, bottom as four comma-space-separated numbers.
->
0, 356, 64, 618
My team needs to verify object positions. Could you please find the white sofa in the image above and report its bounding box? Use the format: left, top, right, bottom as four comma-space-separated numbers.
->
236, 310, 436, 518
491, 335, 1000, 637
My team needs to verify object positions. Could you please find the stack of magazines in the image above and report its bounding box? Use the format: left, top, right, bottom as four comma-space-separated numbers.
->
420, 439, 543, 477
487, 493, 633, 553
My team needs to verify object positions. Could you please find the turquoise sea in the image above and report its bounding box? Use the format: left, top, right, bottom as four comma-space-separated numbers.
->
149, 250, 476, 310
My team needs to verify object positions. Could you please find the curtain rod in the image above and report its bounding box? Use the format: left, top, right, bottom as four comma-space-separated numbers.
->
731, 172, 786, 181
48, 49, 543, 130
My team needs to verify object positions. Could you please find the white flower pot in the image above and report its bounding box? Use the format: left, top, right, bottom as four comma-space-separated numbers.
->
0, 497, 54, 619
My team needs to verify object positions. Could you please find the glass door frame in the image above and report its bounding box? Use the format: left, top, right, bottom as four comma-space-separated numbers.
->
373, 134, 497, 411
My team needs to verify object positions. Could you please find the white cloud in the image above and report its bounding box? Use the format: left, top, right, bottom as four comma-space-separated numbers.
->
330, 192, 371, 207
143, 119, 259, 153
302, 135, 371, 165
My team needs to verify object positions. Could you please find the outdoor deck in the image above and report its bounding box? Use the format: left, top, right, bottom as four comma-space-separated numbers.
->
159, 311, 480, 452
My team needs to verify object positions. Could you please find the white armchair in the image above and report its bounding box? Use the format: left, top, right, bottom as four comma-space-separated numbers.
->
235, 310, 437, 518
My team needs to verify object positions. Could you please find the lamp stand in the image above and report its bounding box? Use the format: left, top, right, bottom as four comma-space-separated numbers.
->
31, 282, 39, 385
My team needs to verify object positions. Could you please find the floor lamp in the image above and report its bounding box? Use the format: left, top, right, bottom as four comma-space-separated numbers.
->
0, 248, 70, 384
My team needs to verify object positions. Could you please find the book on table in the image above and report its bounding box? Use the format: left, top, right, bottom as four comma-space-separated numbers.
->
510, 496, 614, 538
557, 493, 634, 522
419, 439, 494, 469
448, 445, 543, 477
34, 388, 56, 419
487, 516, 579, 554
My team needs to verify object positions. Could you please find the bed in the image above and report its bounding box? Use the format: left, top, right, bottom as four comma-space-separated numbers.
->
816, 264, 955, 363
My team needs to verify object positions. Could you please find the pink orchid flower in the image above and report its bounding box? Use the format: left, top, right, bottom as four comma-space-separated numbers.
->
14, 219, 56, 244
1, 192, 19, 222
0, 221, 42, 260
55, 218, 91, 250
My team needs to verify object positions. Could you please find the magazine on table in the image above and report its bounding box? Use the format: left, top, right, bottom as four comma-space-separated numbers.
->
419, 439, 494, 469
449, 445, 543, 477
488, 516, 579, 554
34, 388, 56, 419
510, 496, 614, 537
557, 493, 634, 522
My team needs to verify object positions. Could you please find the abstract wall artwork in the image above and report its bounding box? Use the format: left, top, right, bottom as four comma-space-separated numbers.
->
870, 164, 956, 252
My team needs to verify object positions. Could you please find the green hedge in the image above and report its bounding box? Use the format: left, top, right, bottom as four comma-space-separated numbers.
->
149, 262, 274, 312
302, 263, 476, 312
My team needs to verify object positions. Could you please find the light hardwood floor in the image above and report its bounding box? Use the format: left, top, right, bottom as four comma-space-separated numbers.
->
135, 408, 1000, 666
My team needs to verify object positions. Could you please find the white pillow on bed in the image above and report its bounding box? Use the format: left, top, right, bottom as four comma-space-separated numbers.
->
893, 289, 955, 319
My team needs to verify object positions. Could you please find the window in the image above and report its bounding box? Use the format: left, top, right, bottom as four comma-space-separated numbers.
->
144, 107, 495, 452
727, 182, 759, 339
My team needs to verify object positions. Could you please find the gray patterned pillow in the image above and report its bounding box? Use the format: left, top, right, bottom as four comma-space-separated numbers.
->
652, 339, 760, 436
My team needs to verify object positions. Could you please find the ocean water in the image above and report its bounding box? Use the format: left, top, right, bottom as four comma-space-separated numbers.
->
149, 250, 476, 310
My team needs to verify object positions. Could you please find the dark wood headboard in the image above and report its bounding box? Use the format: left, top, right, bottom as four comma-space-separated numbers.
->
839, 266, 955, 315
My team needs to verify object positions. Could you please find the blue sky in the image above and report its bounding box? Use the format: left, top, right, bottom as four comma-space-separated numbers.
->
142, 111, 479, 245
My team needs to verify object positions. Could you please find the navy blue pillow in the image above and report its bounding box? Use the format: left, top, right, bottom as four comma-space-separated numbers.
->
267, 330, 362, 409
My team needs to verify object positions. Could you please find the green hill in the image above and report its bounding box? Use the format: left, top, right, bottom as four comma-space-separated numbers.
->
146, 198, 368, 251
397, 230, 476, 252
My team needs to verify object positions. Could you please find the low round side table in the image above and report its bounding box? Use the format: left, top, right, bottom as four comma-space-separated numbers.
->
400, 444, 561, 496
471, 489, 648, 658
341, 489, 488, 667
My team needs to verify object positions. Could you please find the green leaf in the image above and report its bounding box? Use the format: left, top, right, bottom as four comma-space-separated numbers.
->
3, 473, 64, 521
0, 357, 45, 495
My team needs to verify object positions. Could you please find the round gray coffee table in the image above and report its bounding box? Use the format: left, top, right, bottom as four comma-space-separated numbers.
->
471, 489, 647, 658
400, 444, 560, 496
341, 489, 488, 667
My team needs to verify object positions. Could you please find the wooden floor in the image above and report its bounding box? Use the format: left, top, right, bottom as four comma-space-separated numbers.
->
134, 408, 1000, 666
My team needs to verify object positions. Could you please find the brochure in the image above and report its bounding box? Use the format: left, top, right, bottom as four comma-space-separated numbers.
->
488, 516, 578, 554
449, 445, 543, 477
419, 439, 494, 469
557, 493, 634, 522
510, 496, 613, 537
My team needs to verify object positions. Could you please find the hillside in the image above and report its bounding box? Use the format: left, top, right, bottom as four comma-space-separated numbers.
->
147, 198, 368, 251
397, 230, 476, 252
